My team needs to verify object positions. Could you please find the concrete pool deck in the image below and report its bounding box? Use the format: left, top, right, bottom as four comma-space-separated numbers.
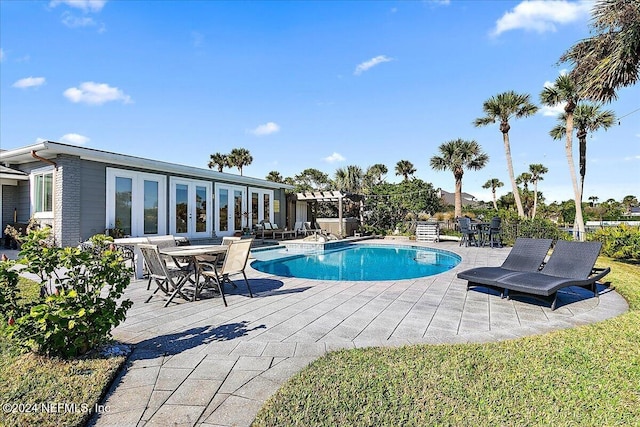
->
85, 239, 627, 426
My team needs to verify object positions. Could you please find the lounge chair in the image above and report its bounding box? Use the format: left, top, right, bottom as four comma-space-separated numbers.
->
457, 237, 553, 296
495, 240, 610, 310
302, 221, 322, 236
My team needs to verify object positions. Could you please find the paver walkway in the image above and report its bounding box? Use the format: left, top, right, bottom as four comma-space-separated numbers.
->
88, 240, 627, 426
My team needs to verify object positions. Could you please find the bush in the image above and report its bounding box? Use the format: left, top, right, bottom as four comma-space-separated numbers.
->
588, 225, 640, 261
500, 217, 569, 245
0, 229, 133, 358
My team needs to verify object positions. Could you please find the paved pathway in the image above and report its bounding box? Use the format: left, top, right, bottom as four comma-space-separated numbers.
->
87, 240, 627, 426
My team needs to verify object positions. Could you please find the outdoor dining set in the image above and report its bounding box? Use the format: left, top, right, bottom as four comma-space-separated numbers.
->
81, 235, 254, 308
458, 216, 502, 248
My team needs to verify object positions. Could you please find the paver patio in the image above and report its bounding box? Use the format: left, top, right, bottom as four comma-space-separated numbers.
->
88, 239, 627, 426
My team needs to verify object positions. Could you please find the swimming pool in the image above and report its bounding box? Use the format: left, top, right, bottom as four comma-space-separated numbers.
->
250, 244, 461, 281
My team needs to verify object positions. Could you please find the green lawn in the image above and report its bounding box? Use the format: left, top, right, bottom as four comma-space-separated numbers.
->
0, 278, 126, 427
254, 258, 640, 426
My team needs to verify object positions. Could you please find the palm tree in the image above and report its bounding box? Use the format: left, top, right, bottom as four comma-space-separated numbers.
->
560, 0, 640, 103
516, 172, 534, 218
482, 178, 504, 211
365, 164, 387, 185
207, 152, 229, 172
529, 163, 548, 219
516, 172, 532, 191
549, 102, 615, 204
395, 160, 416, 182
474, 91, 538, 218
334, 165, 363, 193
228, 148, 253, 176
541, 74, 585, 240
430, 139, 489, 219
265, 171, 284, 183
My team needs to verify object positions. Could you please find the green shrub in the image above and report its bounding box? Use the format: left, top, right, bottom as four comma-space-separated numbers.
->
0, 229, 133, 358
588, 225, 640, 260
500, 217, 568, 245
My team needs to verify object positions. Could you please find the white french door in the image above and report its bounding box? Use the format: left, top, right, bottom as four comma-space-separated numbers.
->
170, 178, 212, 239
248, 187, 274, 228
215, 183, 246, 237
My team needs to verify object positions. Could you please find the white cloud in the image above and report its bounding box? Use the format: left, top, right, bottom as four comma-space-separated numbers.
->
354, 55, 393, 76
540, 103, 566, 117
250, 122, 280, 136
12, 77, 46, 89
63, 82, 132, 105
60, 133, 90, 145
35, 137, 47, 143
62, 12, 96, 28
324, 152, 346, 163
624, 155, 640, 161
49, 0, 107, 12
491, 0, 591, 37
0, 48, 4, 62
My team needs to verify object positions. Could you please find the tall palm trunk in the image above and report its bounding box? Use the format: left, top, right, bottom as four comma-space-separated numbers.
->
565, 113, 586, 240
502, 129, 525, 218
578, 128, 587, 202
532, 181, 539, 219
454, 174, 462, 219
492, 189, 498, 211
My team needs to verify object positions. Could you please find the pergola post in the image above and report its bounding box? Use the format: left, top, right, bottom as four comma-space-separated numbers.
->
338, 194, 343, 238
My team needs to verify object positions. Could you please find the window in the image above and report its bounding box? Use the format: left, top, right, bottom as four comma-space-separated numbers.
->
31, 169, 54, 218
106, 168, 166, 237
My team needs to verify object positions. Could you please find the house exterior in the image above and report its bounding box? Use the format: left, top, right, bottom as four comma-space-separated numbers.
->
437, 189, 478, 208
0, 141, 293, 247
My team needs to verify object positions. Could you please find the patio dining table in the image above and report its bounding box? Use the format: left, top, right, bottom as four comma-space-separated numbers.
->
159, 245, 228, 301
471, 222, 490, 246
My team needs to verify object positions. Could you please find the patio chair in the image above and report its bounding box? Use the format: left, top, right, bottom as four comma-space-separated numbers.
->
495, 240, 610, 310
457, 238, 553, 296
196, 236, 240, 267
139, 243, 193, 307
487, 217, 502, 248
302, 221, 322, 236
458, 217, 478, 247
201, 238, 254, 306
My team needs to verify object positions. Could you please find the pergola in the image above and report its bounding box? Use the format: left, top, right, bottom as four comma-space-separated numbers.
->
295, 191, 353, 237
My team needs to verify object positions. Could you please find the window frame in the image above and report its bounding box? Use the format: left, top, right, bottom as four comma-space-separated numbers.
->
30, 166, 55, 220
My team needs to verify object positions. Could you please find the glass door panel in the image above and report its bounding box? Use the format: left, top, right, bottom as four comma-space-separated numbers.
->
195, 185, 207, 232
175, 184, 189, 234
115, 177, 133, 236
234, 190, 243, 230
219, 189, 228, 232
143, 180, 159, 234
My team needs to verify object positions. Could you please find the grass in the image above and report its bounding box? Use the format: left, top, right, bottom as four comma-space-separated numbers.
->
0, 278, 126, 427
254, 257, 640, 426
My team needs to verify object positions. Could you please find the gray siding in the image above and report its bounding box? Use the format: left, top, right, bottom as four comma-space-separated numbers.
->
79, 160, 107, 240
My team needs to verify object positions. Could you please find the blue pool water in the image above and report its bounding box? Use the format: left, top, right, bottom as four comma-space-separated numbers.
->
251, 244, 461, 281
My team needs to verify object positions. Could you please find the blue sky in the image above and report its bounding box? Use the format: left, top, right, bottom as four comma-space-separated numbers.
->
1, 0, 638, 204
